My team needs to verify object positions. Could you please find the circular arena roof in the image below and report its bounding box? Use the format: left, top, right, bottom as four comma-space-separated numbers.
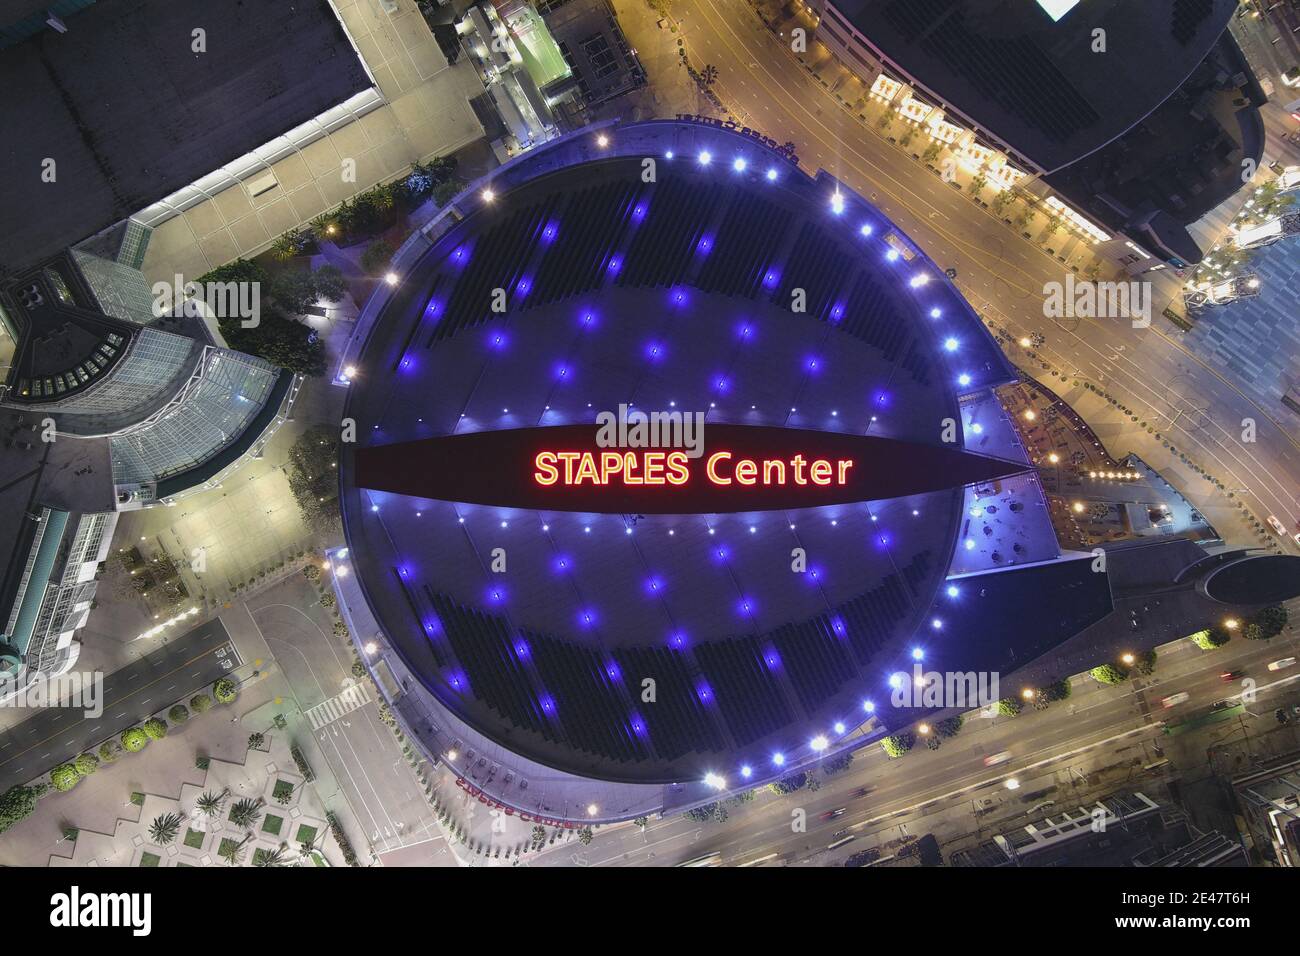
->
339, 120, 1019, 784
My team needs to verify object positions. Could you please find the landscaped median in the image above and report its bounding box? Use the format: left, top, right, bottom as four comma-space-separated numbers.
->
0, 677, 241, 836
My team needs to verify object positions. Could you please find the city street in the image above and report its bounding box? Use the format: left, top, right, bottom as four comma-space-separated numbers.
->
0, 619, 240, 792
531, 600, 1300, 866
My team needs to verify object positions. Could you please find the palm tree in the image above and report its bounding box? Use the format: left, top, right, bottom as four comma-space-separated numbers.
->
702, 63, 718, 86
195, 788, 227, 817
219, 834, 251, 866
229, 797, 263, 829
148, 811, 183, 845
254, 844, 289, 867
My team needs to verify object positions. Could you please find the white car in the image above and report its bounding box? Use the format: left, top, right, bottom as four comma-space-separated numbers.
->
1268, 657, 1297, 672
1292, 531, 1300, 547
1267, 515, 1286, 535
1161, 692, 1190, 708
983, 751, 1012, 767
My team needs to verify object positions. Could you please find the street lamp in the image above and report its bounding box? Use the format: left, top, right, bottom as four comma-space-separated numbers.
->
586, 803, 599, 816
1224, 618, 1239, 630
918, 723, 931, 735
1021, 688, 1035, 701
1121, 653, 1135, 665
1005, 777, 1021, 790
363, 640, 378, 655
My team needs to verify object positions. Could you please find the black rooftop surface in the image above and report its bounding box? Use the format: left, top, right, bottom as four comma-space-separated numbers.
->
0, 0, 370, 276
828, 0, 1237, 173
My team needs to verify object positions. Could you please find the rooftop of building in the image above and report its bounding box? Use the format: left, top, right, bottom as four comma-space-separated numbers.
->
828, 0, 1239, 175
0, 0, 371, 277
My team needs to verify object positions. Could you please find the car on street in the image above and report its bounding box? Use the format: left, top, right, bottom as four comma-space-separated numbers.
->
983, 751, 1012, 766
821, 807, 847, 821
1211, 699, 1235, 711
1268, 657, 1297, 671
1220, 670, 1245, 682
1161, 692, 1190, 707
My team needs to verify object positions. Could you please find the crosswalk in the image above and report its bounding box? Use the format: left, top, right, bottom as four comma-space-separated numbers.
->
305, 683, 373, 731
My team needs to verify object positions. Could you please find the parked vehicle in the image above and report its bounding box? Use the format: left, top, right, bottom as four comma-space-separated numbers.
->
1267, 515, 1287, 535
1162, 692, 1190, 708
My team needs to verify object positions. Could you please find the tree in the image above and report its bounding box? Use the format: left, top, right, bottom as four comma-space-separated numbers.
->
313, 265, 347, 303
98, 739, 123, 762
1191, 626, 1231, 650
1133, 649, 1157, 676
1090, 663, 1130, 685
287, 426, 341, 535
217, 307, 326, 376
360, 239, 396, 275
121, 727, 149, 752
50, 764, 81, 792
143, 718, 168, 740
254, 845, 290, 867
881, 733, 914, 757
168, 703, 189, 724
577, 826, 594, 845
73, 753, 99, 777
148, 812, 183, 845
1040, 678, 1072, 702
1245, 606, 1286, 641
995, 697, 1022, 718
247, 732, 266, 751
197, 258, 266, 287
218, 834, 251, 866
922, 141, 943, 163
213, 677, 238, 704
701, 63, 718, 86
268, 270, 323, 315
432, 179, 463, 207
530, 825, 547, 849
935, 715, 964, 738
0, 784, 44, 834
196, 790, 227, 817
822, 752, 854, 775
230, 797, 263, 829
190, 693, 213, 713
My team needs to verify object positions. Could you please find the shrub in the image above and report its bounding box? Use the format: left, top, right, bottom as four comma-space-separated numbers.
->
313, 265, 347, 302
213, 678, 238, 704
168, 704, 189, 724
143, 718, 168, 740
326, 811, 359, 866
822, 752, 854, 775
190, 693, 213, 713
995, 697, 1022, 718
351, 659, 366, 678
73, 753, 99, 776
290, 745, 315, 782
767, 772, 808, 795
1090, 663, 1130, 685
1190, 626, 1231, 650
99, 739, 123, 762
935, 715, 964, 738
1245, 606, 1286, 641
1133, 649, 1157, 676
360, 239, 396, 275
50, 764, 81, 791
0, 785, 44, 834
121, 727, 149, 752
881, 733, 914, 757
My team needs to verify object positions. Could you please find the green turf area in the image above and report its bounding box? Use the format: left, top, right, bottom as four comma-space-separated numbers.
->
295, 823, 318, 844
140, 851, 161, 867
272, 779, 295, 802
262, 814, 284, 836
183, 827, 205, 849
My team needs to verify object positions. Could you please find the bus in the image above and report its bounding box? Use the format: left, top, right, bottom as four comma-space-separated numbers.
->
676, 852, 721, 867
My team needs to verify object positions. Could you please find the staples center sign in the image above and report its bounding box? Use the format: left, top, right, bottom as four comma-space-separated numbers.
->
354, 416, 1024, 514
